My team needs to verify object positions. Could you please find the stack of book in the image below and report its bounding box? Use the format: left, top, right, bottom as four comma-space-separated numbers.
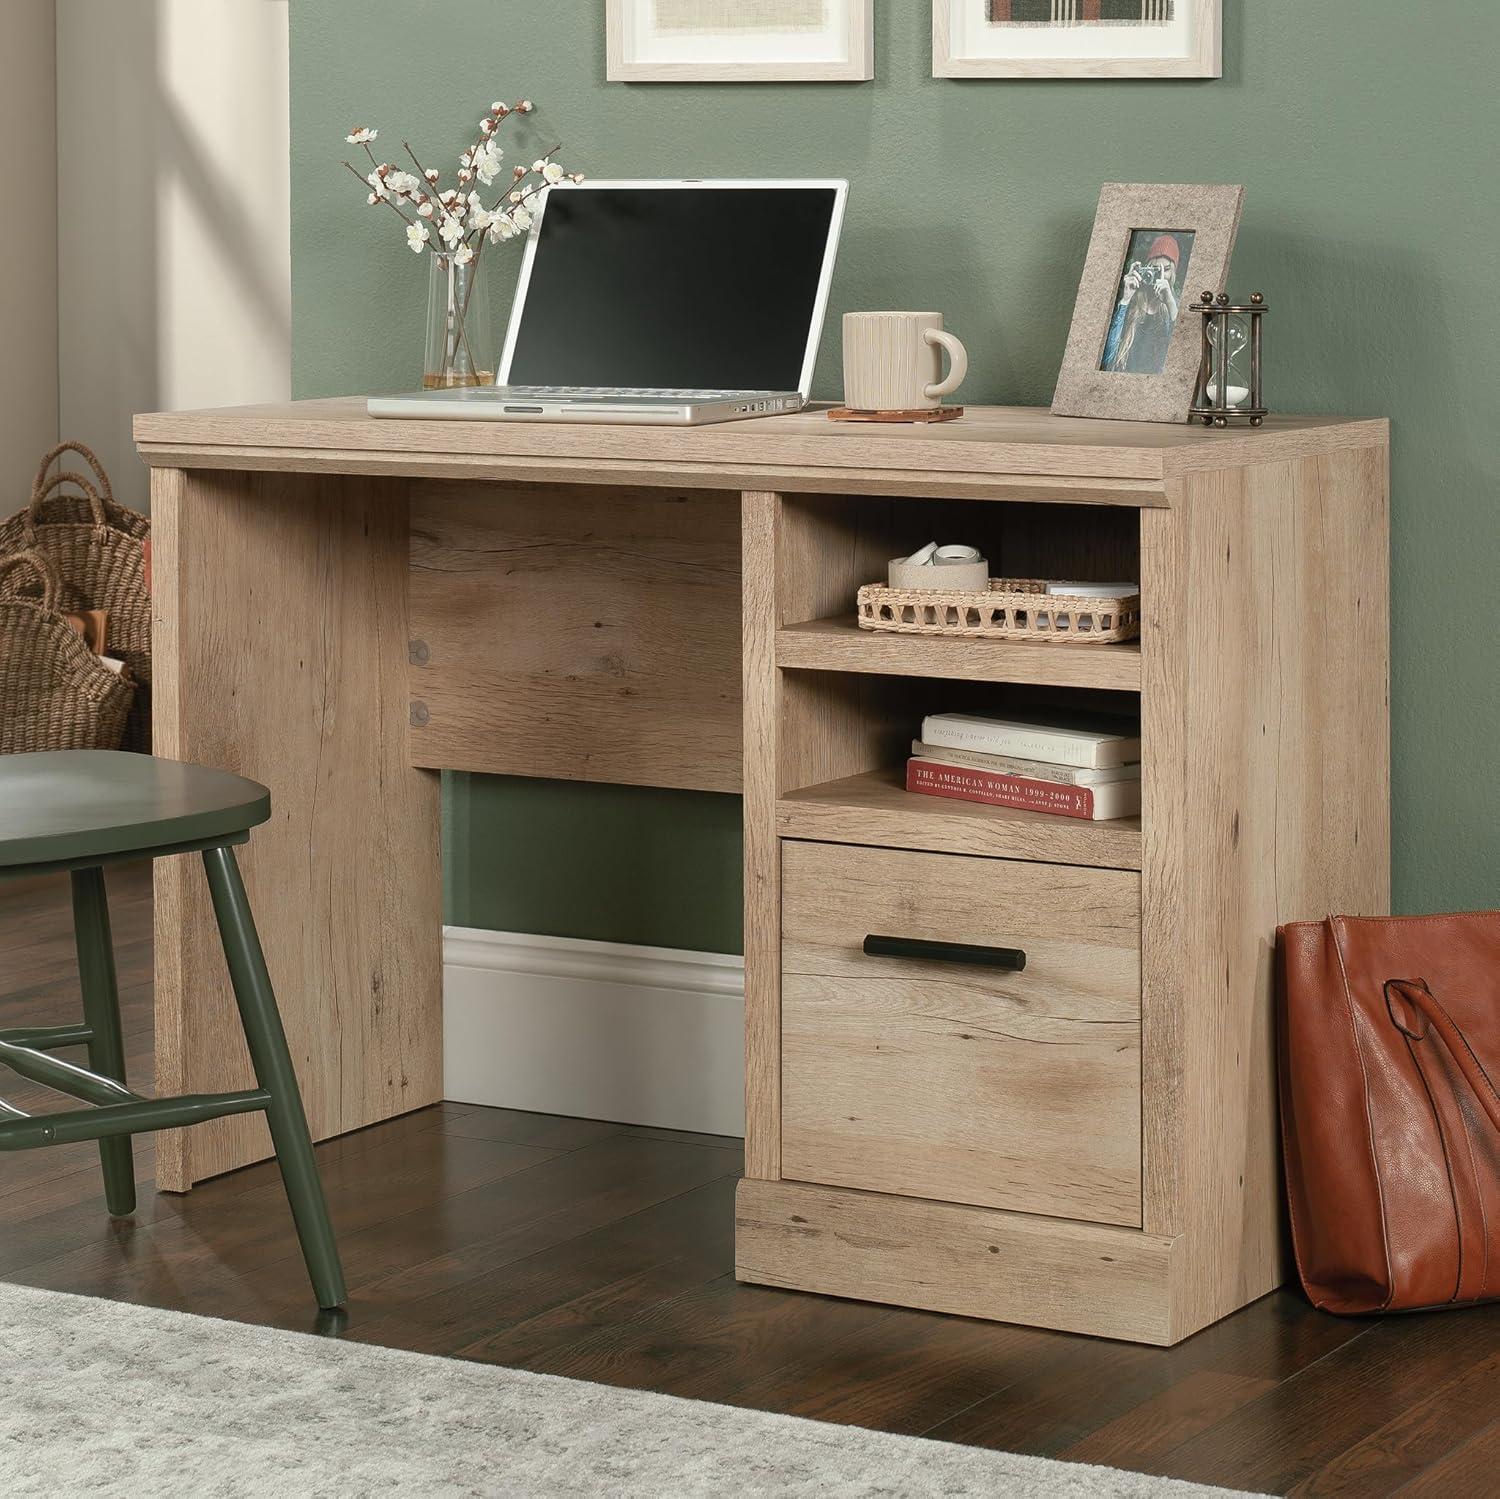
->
906, 710, 1141, 821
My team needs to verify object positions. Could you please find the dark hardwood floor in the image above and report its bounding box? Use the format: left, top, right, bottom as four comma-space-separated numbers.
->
3, 864, 1498, 1495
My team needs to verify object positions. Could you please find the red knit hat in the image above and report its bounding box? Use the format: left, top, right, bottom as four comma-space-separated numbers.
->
1146, 234, 1181, 266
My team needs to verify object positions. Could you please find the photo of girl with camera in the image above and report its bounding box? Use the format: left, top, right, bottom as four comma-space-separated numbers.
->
1100, 230, 1193, 376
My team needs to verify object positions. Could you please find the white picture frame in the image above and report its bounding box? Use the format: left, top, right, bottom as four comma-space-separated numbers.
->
607, 0, 874, 83
933, 0, 1220, 79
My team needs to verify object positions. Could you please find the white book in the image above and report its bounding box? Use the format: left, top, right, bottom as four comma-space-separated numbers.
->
911, 741, 1141, 787
920, 711, 1142, 770
1044, 580, 1139, 597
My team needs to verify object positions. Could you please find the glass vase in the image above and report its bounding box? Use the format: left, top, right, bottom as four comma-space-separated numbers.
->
424, 252, 494, 389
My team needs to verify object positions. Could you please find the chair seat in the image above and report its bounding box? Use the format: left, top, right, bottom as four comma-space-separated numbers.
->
0, 751, 270, 871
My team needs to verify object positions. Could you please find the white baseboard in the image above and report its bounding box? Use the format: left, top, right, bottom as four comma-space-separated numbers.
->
442, 926, 746, 1137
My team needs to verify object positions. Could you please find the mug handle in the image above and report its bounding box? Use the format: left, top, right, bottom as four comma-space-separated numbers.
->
923, 328, 969, 400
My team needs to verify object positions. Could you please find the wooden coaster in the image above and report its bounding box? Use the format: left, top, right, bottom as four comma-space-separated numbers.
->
828, 406, 965, 425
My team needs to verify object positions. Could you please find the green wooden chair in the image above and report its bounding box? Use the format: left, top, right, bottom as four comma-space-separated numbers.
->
0, 750, 346, 1310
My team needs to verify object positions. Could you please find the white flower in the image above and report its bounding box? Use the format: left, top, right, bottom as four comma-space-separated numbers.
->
474, 141, 504, 186
512, 206, 533, 230
439, 189, 459, 206
542, 162, 565, 185
491, 101, 506, 114
438, 214, 465, 247
406, 222, 430, 253
367, 192, 380, 205
531, 159, 547, 174
387, 170, 420, 198
346, 126, 377, 145
365, 170, 388, 197
453, 243, 474, 266
479, 118, 495, 135
417, 200, 434, 218
569, 172, 586, 184
487, 215, 518, 244
517, 99, 534, 113
425, 168, 440, 183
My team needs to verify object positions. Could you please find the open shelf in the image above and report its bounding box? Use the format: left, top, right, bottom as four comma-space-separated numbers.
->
777, 617, 1142, 693
776, 765, 1142, 871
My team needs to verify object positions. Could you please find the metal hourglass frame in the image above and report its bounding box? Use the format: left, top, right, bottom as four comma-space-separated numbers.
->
1189, 291, 1268, 428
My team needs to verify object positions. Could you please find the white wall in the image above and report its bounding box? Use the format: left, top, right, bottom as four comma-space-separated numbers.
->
0, 1, 59, 506
57, 0, 291, 509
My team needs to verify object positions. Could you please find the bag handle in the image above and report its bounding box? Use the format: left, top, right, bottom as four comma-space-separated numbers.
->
26, 471, 109, 536
0, 549, 61, 613
32, 441, 114, 507
1385, 978, 1500, 1136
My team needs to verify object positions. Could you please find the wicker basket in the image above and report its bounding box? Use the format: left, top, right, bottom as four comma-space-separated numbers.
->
0, 550, 136, 754
856, 576, 1141, 644
1, 442, 151, 749
0, 442, 150, 554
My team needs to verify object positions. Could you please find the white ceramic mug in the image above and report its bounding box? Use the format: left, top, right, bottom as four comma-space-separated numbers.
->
842, 311, 970, 412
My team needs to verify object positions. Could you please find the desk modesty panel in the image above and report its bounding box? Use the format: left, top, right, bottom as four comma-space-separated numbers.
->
136, 400, 1390, 1344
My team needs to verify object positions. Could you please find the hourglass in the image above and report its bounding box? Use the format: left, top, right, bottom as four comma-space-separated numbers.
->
1190, 292, 1268, 427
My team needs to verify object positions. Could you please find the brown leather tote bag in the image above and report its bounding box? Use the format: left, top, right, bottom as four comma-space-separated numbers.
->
1278, 913, 1500, 1315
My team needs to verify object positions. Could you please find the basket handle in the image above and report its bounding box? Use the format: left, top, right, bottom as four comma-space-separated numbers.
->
26, 471, 109, 538
0, 549, 61, 613
32, 440, 114, 507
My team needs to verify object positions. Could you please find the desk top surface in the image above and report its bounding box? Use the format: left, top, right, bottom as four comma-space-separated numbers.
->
135, 397, 1387, 486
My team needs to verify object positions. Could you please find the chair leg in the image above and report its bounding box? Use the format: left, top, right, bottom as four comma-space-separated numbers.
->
70, 866, 135, 1217
200, 845, 347, 1310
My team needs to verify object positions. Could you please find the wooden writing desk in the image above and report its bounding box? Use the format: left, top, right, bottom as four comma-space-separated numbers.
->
134, 399, 1390, 1343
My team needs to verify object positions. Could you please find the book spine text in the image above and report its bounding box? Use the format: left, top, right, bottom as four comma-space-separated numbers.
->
906, 760, 1093, 819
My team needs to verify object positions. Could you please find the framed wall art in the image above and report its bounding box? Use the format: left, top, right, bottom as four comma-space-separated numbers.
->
933, 0, 1221, 79
1052, 182, 1243, 423
607, 0, 875, 83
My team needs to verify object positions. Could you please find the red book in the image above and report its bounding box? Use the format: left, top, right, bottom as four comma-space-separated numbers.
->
905, 758, 1140, 821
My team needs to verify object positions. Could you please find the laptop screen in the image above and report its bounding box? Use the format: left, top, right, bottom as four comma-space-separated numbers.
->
503, 185, 841, 393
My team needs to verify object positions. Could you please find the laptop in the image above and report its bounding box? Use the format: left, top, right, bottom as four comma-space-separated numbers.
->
367, 178, 848, 426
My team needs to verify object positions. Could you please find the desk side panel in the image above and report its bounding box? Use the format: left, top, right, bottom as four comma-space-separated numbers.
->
1141, 446, 1390, 1338
152, 467, 441, 1189
408, 481, 742, 793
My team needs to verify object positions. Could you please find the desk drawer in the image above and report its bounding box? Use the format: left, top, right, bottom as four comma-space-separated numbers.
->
781, 841, 1142, 1227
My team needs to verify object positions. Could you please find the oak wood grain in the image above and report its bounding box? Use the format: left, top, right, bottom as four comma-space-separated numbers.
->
134, 398, 1387, 485
778, 616, 1143, 691
409, 480, 741, 792
735, 1178, 1175, 1344
777, 766, 1143, 869
151, 467, 441, 1189
780, 840, 1142, 1226
740, 491, 781, 1181
1139, 447, 1391, 1342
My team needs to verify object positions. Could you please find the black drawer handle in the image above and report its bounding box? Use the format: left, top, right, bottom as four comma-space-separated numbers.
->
862, 935, 1027, 972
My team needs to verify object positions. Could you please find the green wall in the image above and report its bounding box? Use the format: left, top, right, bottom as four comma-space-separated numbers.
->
292, 1, 1500, 950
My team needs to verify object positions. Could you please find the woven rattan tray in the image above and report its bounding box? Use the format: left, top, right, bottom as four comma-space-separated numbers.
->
856, 576, 1141, 643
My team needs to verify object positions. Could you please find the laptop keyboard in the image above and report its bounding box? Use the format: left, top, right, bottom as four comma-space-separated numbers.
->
501, 386, 780, 400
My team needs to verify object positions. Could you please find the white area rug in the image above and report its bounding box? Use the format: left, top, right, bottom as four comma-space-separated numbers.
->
0, 1282, 1258, 1497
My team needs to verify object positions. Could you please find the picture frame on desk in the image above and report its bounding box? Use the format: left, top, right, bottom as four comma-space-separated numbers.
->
607, 0, 875, 83
933, 0, 1221, 80
1052, 182, 1244, 425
